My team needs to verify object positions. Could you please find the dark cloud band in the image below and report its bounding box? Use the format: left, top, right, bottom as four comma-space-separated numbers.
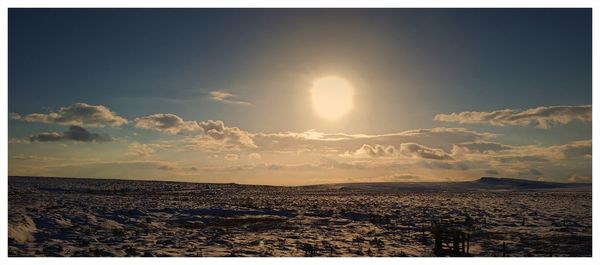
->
29, 126, 113, 143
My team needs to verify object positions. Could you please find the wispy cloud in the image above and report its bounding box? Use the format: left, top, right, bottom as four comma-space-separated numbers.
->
253, 127, 495, 154
209, 90, 252, 106
434, 105, 591, 129
126, 142, 157, 157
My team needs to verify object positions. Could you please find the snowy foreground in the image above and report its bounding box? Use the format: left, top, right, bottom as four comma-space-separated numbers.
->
8, 176, 591, 257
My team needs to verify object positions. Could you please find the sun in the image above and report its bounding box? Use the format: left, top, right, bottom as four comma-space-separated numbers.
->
310, 76, 355, 120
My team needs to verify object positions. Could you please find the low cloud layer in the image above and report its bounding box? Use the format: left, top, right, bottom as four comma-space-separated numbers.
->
453, 140, 591, 161
387, 174, 424, 182
225, 154, 239, 161
568, 174, 591, 183
253, 127, 495, 154
452, 141, 512, 154
134, 114, 200, 134
29, 126, 113, 143
434, 105, 591, 129
484, 169, 499, 175
209, 90, 252, 105
38, 160, 188, 180
126, 142, 156, 157
344, 143, 453, 160
9, 102, 591, 184
11, 103, 127, 127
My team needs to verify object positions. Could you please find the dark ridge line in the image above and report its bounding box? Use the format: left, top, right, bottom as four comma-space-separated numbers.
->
8, 175, 590, 189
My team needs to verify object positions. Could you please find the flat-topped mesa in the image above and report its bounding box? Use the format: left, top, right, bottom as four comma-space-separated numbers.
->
476, 177, 581, 189
476, 177, 541, 185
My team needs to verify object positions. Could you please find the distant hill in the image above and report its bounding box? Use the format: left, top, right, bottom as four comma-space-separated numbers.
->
310, 177, 591, 193
8, 175, 591, 193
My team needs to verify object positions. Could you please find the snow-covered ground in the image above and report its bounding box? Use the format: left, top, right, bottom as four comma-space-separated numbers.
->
8, 176, 592, 257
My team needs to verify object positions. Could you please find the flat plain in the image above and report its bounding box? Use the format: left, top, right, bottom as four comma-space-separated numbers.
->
8, 176, 592, 257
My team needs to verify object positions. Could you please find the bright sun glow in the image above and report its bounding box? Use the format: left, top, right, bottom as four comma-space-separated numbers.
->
310, 76, 355, 120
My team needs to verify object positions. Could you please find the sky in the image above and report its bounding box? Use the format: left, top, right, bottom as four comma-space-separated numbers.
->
8, 8, 592, 185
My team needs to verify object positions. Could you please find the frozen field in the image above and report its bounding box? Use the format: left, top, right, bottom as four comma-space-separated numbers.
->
8, 176, 592, 257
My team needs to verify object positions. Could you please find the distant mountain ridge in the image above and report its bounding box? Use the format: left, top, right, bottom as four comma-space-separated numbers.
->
313, 177, 591, 193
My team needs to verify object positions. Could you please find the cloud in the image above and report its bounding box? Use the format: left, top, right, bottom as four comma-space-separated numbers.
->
554, 140, 592, 159
416, 160, 470, 171
455, 162, 470, 170
318, 157, 369, 170
387, 174, 424, 182
157, 164, 177, 171
399, 143, 454, 160
209, 90, 252, 105
134, 113, 200, 134
131, 115, 255, 150
452, 141, 512, 154
535, 176, 546, 182
351, 144, 397, 157
8, 138, 30, 144
11, 103, 127, 127
199, 119, 226, 132
10, 154, 62, 161
529, 168, 543, 176
253, 127, 495, 154
567, 174, 591, 183
452, 139, 592, 162
201, 157, 371, 173
495, 155, 550, 163
9, 113, 21, 120
184, 120, 257, 151
247, 153, 262, 160
29, 132, 64, 142
344, 143, 453, 160
171, 126, 494, 157
38, 160, 190, 179
445, 138, 591, 181
126, 142, 156, 157
29, 126, 113, 143
484, 169, 499, 175
225, 154, 239, 161
10, 101, 591, 183
434, 105, 591, 129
